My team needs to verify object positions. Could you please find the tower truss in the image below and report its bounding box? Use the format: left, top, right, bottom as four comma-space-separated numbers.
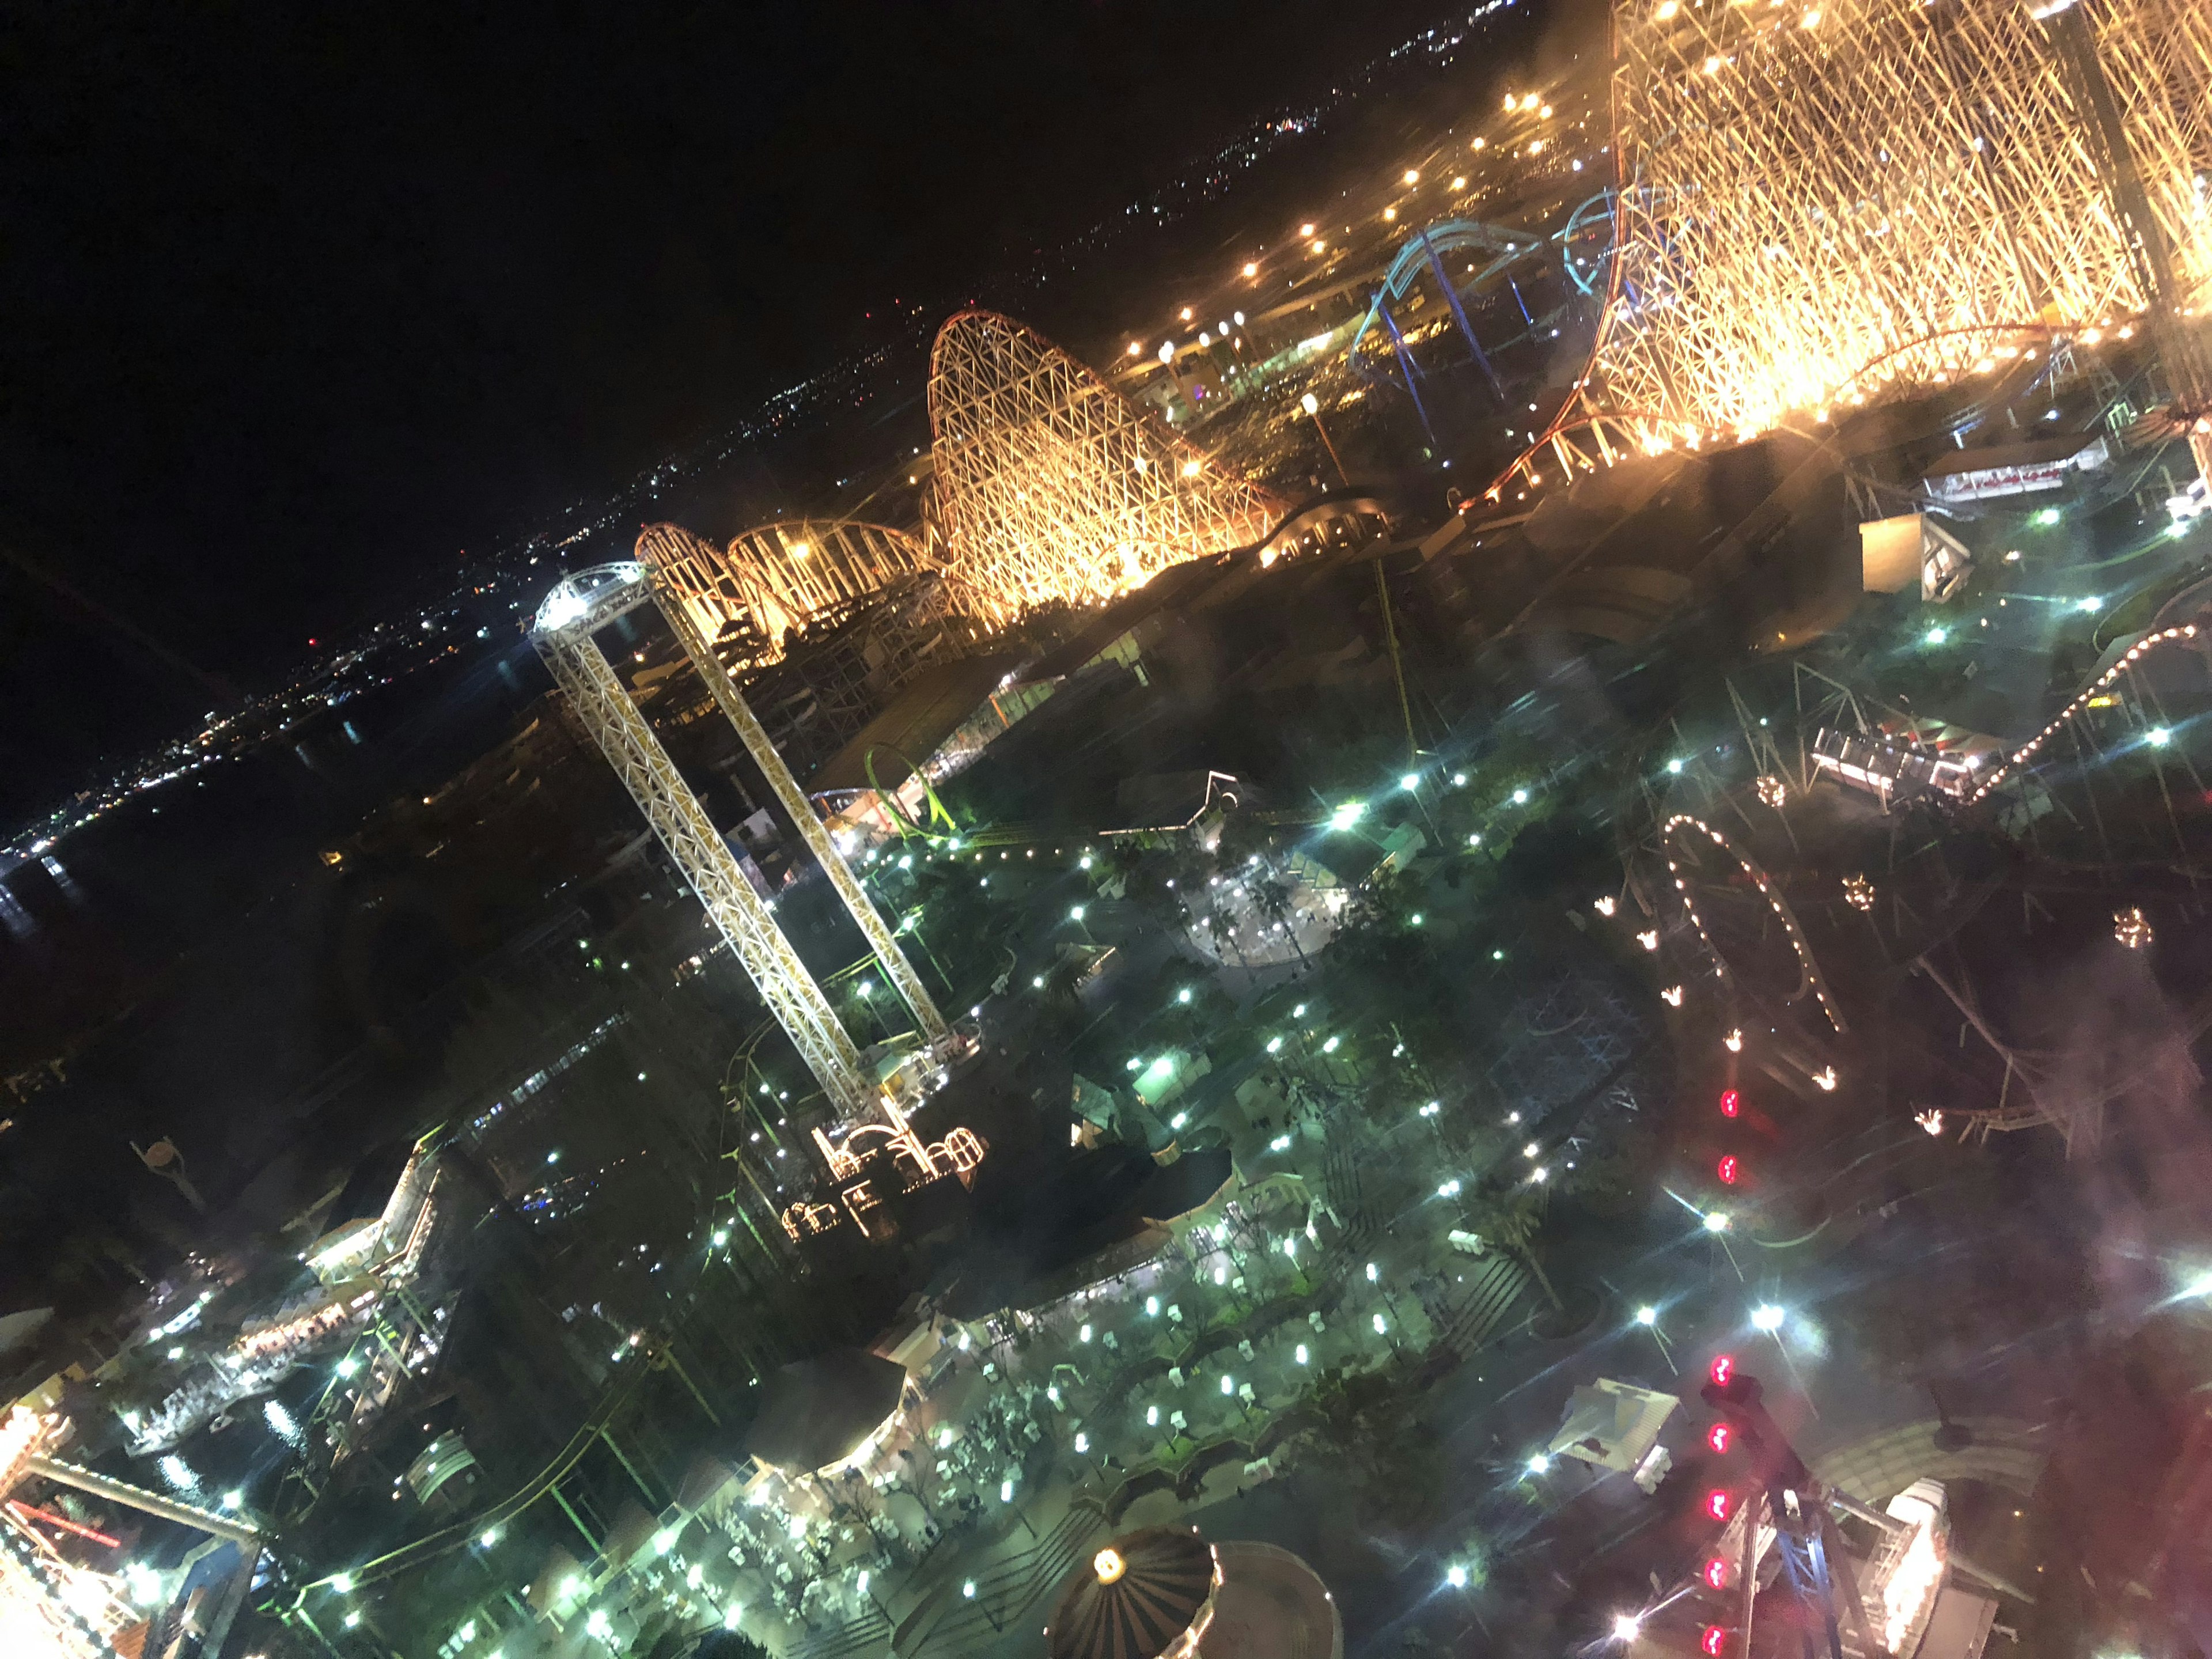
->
1563, 0, 2212, 464
637, 547, 951, 1048
533, 565, 872, 1118
927, 309, 1283, 617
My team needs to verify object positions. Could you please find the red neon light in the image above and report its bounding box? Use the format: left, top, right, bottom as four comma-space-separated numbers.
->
1706, 1488, 1733, 1521
1707, 1421, 1732, 1454
5, 1500, 120, 1549
1709, 1353, 1734, 1387
1717, 1154, 1740, 1185
1702, 1626, 1728, 1657
1703, 1556, 1729, 1590
1719, 1089, 1740, 1118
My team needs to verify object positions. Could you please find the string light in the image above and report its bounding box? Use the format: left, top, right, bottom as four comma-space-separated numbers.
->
1967, 626, 2199, 804
1664, 815, 1845, 1033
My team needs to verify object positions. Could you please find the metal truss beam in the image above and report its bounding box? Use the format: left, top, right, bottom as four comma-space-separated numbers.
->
535, 613, 871, 1119
643, 570, 951, 1048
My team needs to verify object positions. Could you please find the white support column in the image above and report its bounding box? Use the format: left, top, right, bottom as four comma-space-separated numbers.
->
535, 626, 871, 1119
647, 577, 950, 1047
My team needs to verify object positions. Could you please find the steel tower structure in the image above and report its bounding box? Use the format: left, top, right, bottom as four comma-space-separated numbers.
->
532, 564, 873, 1118
927, 309, 1283, 618
1503, 0, 2212, 493
631, 529, 950, 1047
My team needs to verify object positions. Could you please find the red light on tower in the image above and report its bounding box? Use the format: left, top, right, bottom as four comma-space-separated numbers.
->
1706, 1488, 1733, 1521
1703, 1556, 1729, 1590
1701, 1626, 1729, 1657
1709, 1353, 1734, 1387
1707, 1421, 1733, 1454
1719, 1089, 1740, 1118
1716, 1154, 1740, 1184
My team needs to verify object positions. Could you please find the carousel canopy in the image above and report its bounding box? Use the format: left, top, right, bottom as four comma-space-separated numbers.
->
1047, 1525, 1215, 1659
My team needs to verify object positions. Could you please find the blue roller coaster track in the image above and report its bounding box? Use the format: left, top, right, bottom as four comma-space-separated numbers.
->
1346, 219, 1548, 435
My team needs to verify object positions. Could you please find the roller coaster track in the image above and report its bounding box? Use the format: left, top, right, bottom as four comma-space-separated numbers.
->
1962, 622, 2204, 806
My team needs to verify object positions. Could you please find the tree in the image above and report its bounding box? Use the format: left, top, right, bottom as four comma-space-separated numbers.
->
1462, 1187, 1564, 1312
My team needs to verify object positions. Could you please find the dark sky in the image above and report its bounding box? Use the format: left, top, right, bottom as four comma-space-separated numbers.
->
0, 0, 1468, 817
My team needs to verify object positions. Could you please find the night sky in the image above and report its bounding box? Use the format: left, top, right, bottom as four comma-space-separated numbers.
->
0, 1, 1468, 819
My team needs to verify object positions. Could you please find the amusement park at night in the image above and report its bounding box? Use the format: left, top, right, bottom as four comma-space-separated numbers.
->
3, 1, 2212, 1657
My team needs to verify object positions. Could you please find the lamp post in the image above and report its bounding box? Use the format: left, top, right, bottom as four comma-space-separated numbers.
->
1633, 1305, 1675, 1371
1301, 392, 1348, 486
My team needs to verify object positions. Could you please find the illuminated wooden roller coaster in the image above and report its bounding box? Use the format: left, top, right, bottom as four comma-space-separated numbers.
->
638, 518, 959, 664
927, 310, 1284, 616
1492, 0, 2212, 501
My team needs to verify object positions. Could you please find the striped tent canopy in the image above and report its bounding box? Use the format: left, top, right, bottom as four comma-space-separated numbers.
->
1047, 1525, 1216, 1659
